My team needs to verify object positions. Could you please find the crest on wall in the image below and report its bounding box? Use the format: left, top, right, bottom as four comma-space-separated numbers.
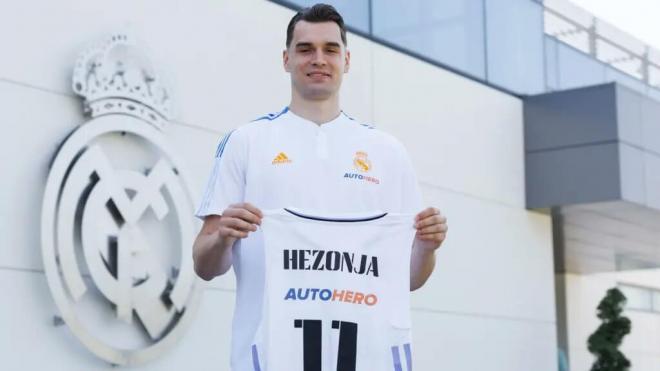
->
41, 33, 201, 366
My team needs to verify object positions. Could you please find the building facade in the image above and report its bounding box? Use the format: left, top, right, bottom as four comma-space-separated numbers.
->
2, 0, 659, 370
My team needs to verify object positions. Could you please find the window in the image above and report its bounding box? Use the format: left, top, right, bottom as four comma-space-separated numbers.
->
618, 284, 653, 312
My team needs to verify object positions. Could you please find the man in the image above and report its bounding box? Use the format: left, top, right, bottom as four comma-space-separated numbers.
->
193, 4, 448, 369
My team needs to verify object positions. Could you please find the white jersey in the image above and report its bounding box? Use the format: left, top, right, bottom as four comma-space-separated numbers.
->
195, 107, 422, 370
253, 208, 415, 371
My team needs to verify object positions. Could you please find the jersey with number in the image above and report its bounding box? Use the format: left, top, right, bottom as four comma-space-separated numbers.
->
195, 107, 423, 369
251, 208, 415, 371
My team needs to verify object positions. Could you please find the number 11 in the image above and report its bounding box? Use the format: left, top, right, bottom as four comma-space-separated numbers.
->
294, 319, 358, 371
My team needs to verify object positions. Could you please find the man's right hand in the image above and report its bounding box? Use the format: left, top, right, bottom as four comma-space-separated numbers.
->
215, 203, 263, 248
193, 202, 263, 280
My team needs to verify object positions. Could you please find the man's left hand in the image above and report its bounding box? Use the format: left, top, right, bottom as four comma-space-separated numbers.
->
414, 207, 448, 251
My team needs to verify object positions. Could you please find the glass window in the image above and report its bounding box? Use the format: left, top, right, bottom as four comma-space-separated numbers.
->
545, 37, 560, 91
652, 291, 660, 313
485, 0, 545, 94
619, 284, 652, 311
555, 42, 606, 90
371, 0, 486, 79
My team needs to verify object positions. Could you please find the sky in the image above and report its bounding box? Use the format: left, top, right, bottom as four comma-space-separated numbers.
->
569, 0, 660, 50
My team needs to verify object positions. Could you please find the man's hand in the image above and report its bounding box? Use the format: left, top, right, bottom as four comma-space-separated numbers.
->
216, 203, 263, 248
193, 202, 263, 280
410, 207, 448, 290
414, 207, 448, 251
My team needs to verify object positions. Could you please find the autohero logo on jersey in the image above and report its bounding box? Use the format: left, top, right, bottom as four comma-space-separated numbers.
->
282, 249, 379, 307
344, 151, 380, 185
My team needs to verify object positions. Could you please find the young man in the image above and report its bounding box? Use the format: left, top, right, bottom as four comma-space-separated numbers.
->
193, 4, 448, 369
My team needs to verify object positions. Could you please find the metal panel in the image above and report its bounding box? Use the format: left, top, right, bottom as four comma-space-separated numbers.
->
524, 83, 618, 152
619, 143, 646, 205
642, 94, 660, 155
526, 143, 621, 208
616, 85, 644, 147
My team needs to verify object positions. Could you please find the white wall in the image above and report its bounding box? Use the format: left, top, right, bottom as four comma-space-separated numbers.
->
1, 0, 557, 369
371, 45, 556, 370
563, 271, 660, 371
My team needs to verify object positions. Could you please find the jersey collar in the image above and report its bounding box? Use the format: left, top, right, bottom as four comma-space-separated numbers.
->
285, 106, 350, 130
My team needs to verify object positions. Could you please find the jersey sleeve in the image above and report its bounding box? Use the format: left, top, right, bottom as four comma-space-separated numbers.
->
396, 141, 423, 213
195, 128, 247, 219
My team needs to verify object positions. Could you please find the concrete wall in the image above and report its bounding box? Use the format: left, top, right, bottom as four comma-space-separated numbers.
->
0, 0, 557, 369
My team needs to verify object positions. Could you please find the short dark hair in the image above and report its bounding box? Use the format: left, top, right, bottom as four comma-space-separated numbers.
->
286, 4, 347, 48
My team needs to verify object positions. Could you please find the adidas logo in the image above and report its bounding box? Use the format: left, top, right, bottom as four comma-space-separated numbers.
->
272, 152, 292, 164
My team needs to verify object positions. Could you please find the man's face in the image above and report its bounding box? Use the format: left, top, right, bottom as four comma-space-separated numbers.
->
284, 20, 350, 101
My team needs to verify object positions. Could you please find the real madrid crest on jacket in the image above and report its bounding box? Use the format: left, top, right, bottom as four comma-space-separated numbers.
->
40, 33, 201, 366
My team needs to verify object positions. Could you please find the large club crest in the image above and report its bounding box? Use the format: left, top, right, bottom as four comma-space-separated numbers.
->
41, 34, 201, 366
